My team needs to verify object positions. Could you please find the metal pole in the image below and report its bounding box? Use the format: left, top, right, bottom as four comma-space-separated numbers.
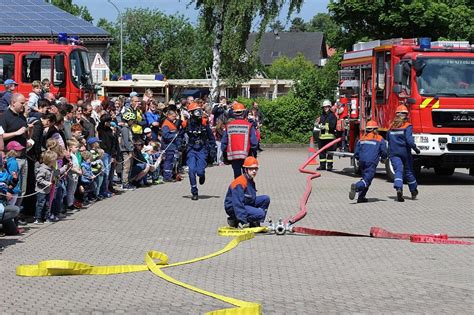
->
107, 0, 123, 78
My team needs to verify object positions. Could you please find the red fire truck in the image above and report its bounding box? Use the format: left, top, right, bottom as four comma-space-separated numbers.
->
0, 37, 94, 103
336, 38, 474, 179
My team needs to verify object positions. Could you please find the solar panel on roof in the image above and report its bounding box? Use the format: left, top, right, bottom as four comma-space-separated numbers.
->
0, 0, 109, 36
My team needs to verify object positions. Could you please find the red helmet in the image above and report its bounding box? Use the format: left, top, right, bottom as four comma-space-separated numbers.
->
188, 102, 200, 111
233, 102, 246, 113
365, 120, 379, 129
242, 156, 259, 168
395, 105, 409, 114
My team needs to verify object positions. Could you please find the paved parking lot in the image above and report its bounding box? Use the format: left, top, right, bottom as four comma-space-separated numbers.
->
1, 148, 473, 314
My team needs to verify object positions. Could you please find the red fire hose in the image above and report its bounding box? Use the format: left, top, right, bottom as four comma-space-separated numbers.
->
283, 138, 473, 245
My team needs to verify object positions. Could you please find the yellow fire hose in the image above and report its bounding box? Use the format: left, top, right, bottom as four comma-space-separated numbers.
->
16, 226, 268, 314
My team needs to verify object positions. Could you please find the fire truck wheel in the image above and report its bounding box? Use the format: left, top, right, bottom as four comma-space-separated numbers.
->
434, 167, 455, 176
385, 159, 395, 182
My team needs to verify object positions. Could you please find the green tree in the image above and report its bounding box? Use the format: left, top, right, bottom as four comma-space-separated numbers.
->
269, 20, 285, 33
190, 0, 304, 102
328, 0, 474, 49
267, 53, 315, 80
306, 13, 341, 47
289, 17, 306, 32
99, 9, 212, 78
46, 0, 93, 22
294, 51, 342, 107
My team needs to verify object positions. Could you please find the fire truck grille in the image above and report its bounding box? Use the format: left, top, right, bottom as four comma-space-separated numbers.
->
432, 111, 474, 128
447, 143, 474, 151
441, 154, 474, 167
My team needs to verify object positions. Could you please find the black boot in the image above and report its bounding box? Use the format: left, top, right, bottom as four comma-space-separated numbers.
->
411, 189, 418, 200
317, 163, 326, 171
199, 175, 205, 185
349, 183, 356, 200
327, 163, 333, 171
357, 197, 368, 203
396, 189, 404, 202
191, 193, 199, 201
227, 217, 238, 228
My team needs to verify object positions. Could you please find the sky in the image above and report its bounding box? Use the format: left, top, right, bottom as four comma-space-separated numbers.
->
74, 0, 330, 25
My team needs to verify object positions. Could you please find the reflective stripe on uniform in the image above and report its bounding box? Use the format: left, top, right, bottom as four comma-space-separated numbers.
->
394, 178, 403, 182
362, 179, 367, 187
360, 140, 377, 145
408, 180, 417, 184
319, 159, 326, 162
390, 131, 405, 135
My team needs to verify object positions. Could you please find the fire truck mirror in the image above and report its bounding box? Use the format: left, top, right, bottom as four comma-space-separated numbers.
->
55, 54, 65, 73
413, 59, 426, 76
394, 63, 403, 84
393, 84, 402, 94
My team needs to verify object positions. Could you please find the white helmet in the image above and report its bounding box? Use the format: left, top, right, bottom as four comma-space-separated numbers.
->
322, 100, 332, 107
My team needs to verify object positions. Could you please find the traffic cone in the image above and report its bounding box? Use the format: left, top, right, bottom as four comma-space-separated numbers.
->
308, 136, 318, 165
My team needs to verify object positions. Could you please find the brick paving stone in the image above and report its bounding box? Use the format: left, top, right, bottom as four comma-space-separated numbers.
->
1, 148, 473, 313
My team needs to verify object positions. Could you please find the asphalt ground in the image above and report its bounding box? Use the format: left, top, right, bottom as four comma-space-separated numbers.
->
1, 148, 473, 314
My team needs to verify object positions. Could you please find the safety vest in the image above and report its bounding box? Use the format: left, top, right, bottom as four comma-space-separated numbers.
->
226, 119, 251, 160
319, 113, 336, 140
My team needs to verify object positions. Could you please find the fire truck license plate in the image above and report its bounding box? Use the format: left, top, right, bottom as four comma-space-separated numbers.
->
452, 136, 474, 143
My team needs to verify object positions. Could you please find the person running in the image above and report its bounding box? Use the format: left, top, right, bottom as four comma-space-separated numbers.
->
387, 105, 420, 202
349, 121, 387, 203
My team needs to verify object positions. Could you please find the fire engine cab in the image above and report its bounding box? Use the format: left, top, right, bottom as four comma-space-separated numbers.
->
0, 34, 94, 104
336, 38, 474, 179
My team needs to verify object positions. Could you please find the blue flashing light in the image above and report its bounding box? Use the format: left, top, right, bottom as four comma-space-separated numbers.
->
58, 32, 68, 44
419, 37, 431, 49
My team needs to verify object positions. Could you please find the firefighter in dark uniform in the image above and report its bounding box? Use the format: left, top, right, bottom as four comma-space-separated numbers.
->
221, 102, 258, 178
349, 120, 388, 203
315, 100, 337, 171
184, 102, 216, 200
387, 105, 420, 202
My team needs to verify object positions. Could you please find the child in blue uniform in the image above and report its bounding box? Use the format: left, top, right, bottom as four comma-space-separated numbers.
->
349, 121, 387, 203
224, 156, 270, 228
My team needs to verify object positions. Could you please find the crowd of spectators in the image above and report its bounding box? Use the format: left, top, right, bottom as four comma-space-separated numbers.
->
0, 82, 264, 236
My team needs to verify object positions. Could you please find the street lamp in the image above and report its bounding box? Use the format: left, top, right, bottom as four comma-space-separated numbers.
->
107, 0, 123, 78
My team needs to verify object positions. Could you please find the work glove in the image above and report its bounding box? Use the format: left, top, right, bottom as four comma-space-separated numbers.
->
414, 147, 421, 155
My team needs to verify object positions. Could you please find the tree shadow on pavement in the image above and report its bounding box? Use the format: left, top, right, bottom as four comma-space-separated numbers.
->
182, 195, 220, 200
0, 237, 24, 252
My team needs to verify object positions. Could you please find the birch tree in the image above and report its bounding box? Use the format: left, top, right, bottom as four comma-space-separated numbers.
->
190, 0, 304, 103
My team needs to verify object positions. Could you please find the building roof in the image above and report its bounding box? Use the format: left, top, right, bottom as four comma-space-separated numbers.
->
0, 0, 110, 40
246, 32, 328, 66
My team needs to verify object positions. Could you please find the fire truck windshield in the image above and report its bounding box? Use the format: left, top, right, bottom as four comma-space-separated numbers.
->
70, 49, 92, 88
416, 57, 474, 97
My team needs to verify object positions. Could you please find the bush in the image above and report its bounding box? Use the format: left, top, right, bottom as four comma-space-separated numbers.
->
238, 94, 320, 144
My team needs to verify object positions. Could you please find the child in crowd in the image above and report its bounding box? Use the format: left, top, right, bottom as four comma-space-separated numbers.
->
147, 141, 163, 184
80, 150, 96, 205
5, 141, 23, 206
46, 139, 69, 221
66, 139, 82, 211
34, 150, 57, 224
87, 137, 104, 199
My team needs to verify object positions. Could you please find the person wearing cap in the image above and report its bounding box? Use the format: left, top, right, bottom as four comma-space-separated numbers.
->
349, 121, 387, 203
388, 105, 420, 202
224, 156, 270, 228
0, 79, 18, 113
184, 102, 216, 200
221, 102, 258, 178
143, 127, 153, 145
5, 141, 25, 206
315, 99, 337, 171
